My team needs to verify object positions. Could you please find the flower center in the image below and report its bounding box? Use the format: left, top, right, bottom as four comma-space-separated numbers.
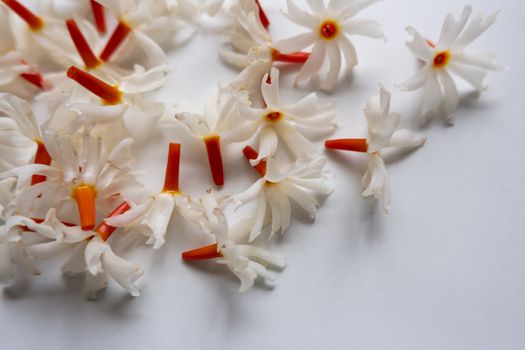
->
433, 51, 451, 69
319, 20, 339, 40
265, 111, 283, 123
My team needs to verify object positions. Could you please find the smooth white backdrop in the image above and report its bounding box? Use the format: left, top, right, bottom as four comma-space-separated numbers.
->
1, 0, 524, 349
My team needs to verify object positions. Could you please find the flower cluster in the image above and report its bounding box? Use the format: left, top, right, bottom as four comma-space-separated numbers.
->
0, 0, 502, 298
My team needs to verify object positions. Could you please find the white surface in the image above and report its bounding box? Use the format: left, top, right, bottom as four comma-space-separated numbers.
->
2, 0, 525, 349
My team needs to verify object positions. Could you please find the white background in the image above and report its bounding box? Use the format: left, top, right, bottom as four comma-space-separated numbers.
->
1, 0, 525, 349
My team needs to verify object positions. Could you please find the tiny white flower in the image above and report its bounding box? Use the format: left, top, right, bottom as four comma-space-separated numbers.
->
226, 67, 336, 165
182, 196, 286, 292
175, 85, 250, 186
398, 5, 503, 123
274, 0, 384, 91
0, 132, 141, 230
325, 86, 426, 212
230, 146, 333, 240
104, 143, 203, 249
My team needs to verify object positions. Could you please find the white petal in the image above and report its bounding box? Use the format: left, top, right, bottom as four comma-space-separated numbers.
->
141, 193, 176, 249
261, 68, 281, 108
85, 237, 107, 275
320, 43, 342, 92
249, 194, 267, 241
343, 19, 383, 39
278, 182, 319, 219
404, 26, 434, 61
251, 127, 278, 166
273, 32, 316, 53
296, 42, 327, 84
282, 0, 319, 29
437, 5, 472, 50
339, 36, 358, 68
452, 11, 499, 49
238, 245, 287, 269
388, 130, 427, 149
398, 65, 431, 91
277, 122, 318, 159
438, 70, 459, 123
362, 154, 390, 213
448, 62, 487, 91
230, 179, 266, 208
101, 244, 143, 297
421, 71, 442, 119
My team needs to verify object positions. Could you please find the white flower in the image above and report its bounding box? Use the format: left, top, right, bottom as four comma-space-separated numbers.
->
41, 0, 107, 34
398, 5, 503, 123
0, 132, 141, 229
226, 67, 336, 165
175, 85, 250, 186
231, 146, 333, 240
325, 86, 426, 212
25, 203, 143, 299
0, 5, 45, 97
274, 0, 383, 91
220, 1, 309, 94
0, 93, 50, 175
104, 143, 203, 249
182, 195, 286, 292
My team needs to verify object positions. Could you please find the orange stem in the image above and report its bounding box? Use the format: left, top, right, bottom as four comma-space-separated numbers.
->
255, 0, 269, 29
162, 143, 181, 193
66, 19, 101, 69
204, 135, 224, 186
73, 185, 97, 231
96, 202, 131, 241
89, 0, 106, 34
325, 139, 369, 153
100, 21, 131, 62
31, 141, 52, 186
2, 0, 43, 30
242, 145, 266, 177
271, 49, 310, 64
20, 71, 44, 89
66, 66, 122, 105
182, 243, 222, 261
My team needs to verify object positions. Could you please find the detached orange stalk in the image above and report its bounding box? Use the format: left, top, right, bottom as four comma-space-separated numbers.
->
66, 19, 101, 69
2, 0, 43, 30
31, 140, 52, 186
325, 139, 369, 153
182, 243, 222, 261
73, 184, 97, 230
96, 202, 131, 241
162, 143, 181, 194
89, 0, 106, 34
66, 66, 122, 104
255, 0, 270, 29
204, 135, 224, 186
100, 21, 132, 62
271, 49, 310, 64
242, 145, 267, 177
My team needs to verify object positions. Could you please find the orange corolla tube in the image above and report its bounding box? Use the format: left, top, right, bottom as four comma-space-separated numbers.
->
66, 66, 122, 104
204, 135, 224, 186
325, 139, 369, 153
89, 0, 106, 34
2, 0, 43, 30
96, 202, 131, 241
20, 71, 44, 89
255, 0, 269, 29
73, 184, 97, 230
100, 21, 132, 62
66, 19, 101, 69
182, 243, 222, 261
31, 140, 52, 186
242, 145, 267, 177
162, 143, 181, 193
271, 49, 310, 64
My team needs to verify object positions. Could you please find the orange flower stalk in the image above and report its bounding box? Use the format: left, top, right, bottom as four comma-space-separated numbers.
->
271, 49, 310, 64
181, 243, 222, 261
325, 139, 369, 153
66, 66, 122, 104
96, 202, 131, 241
19, 71, 45, 89
73, 184, 97, 230
31, 140, 52, 186
89, 0, 106, 34
255, 0, 269, 29
99, 21, 132, 62
242, 145, 266, 177
2, 0, 43, 31
66, 19, 101, 69
162, 143, 181, 193
203, 135, 224, 186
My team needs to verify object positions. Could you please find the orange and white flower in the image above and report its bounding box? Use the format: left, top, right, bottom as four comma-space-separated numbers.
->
226, 67, 336, 165
398, 5, 503, 123
325, 86, 426, 212
182, 192, 286, 292
274, 0, 383, 91
104, 143, 203, 249
229, 146, 332, 241
25, 203, 143, 299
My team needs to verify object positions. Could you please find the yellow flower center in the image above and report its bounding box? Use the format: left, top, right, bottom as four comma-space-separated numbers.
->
433, 51, 451, 69
319, 20, 339, 41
